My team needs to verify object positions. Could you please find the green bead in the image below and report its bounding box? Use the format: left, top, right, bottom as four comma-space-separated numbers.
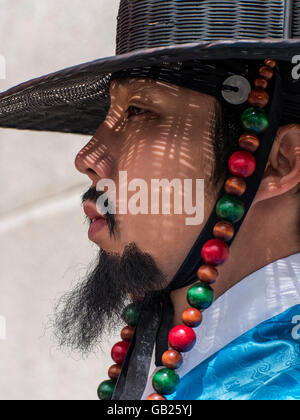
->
97, 380, 115, 400
122, 303, 141, 327
216, 195, 245, 223
152, 368, 180, 395
241, 107, 269, 134
187, 282, 215, 310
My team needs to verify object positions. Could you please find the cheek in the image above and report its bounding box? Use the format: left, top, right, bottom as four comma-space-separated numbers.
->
118, 206, 216, 281
111, 111, 217, 277
118, 121, 212, 181
115, 179, 217, 281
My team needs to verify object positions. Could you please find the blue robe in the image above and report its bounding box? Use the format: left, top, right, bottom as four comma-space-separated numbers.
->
142, 254, 300, 401
166, 305, 300, 400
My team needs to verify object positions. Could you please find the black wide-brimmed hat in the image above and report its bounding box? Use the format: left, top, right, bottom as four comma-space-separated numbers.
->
0, 0, 300, 135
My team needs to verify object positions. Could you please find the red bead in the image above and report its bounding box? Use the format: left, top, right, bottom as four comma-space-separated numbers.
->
264, 59, 276, 69
229, 151, 256, 178
108, 364, 122, 381
147, 393, 166, 400
201, 239, 230, 267
248, 89, 269, 108
254, 78, 268, 90
197, 265, 219, 283
162, 349, 183, 369
169, 325, 196, 353
259, 66, 274, 80
121, 326, 135, 342
182, 308, 203, 328
111, 341, 130, 365
239, 133, 260, 153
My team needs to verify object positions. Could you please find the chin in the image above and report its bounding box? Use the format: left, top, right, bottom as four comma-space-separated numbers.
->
93, 237, 127, 256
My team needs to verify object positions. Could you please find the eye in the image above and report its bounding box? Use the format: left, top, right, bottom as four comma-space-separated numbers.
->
127, 105, 149, 118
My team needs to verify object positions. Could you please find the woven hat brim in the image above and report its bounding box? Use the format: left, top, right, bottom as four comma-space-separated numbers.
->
1, 39, 300, 135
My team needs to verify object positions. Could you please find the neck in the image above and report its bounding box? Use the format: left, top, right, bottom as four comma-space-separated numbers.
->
170, 196, 300, 327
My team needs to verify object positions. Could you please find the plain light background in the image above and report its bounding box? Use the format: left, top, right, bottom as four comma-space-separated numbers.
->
0, 0, 120, 400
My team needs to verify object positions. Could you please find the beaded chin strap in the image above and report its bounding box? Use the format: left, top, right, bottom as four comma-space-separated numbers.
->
97, 59, 280, 401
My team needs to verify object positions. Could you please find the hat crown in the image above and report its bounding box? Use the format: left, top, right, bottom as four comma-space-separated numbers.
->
116, 0, 299, 55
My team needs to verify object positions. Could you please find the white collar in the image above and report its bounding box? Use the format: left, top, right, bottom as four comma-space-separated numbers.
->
141, 253, 300, 399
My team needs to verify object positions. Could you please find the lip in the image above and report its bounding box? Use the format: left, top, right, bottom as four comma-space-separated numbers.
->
83, 200, 107, 240
83, 200, 104, 220
88, 218, 107, 240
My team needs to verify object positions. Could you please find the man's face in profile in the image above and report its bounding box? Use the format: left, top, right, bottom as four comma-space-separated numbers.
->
76, 78, 221, 281
54, 78, 222, 353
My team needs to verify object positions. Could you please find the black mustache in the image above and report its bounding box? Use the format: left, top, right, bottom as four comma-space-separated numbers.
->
82, 187, 117, 238
82, 187, 102, 204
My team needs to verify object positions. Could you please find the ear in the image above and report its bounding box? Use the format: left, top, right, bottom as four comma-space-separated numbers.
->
253, 124, 300, 204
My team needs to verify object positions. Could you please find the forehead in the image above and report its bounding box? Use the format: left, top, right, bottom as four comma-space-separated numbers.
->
111, 77, 177, 93
109, 77, 214, 104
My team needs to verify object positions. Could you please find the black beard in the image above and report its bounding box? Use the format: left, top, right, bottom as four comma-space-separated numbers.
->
53, 243, 167, 354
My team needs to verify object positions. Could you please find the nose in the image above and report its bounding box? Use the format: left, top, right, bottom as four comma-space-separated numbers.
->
75, 136, 115, 185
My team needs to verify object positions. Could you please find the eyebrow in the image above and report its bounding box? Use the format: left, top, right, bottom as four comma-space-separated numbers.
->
113, 78, 178, 100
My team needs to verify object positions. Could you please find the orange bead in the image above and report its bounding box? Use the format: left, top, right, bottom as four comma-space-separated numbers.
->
264, 59, 276, 69
129, 293, 144, 303
121, 326, 135, 342
248, 89, 269, 108
213, 221, 235, 242
182, 307, 203, 328
197, 265, 218, 284
254, 78, 268, 90
259, 66, 274, 80
239, 133, 260, 153
225, 176, 247, 197
162, 349, 183, 369
108, 364, 122, 381
147, 393, 166, 400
